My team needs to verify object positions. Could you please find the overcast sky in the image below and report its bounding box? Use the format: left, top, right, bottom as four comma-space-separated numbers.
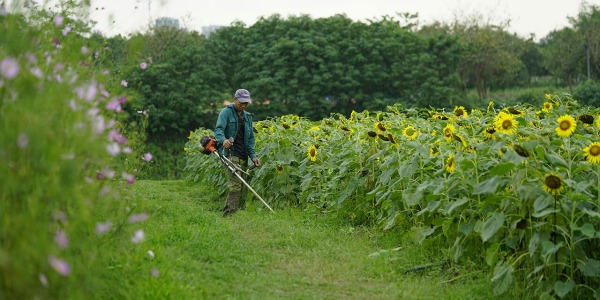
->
35, 0, 600, 40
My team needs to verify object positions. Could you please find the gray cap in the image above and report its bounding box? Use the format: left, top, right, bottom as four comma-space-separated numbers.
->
234, 89, 251, 103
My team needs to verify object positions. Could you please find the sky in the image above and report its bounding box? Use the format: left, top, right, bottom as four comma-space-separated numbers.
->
8, 0, 600, 40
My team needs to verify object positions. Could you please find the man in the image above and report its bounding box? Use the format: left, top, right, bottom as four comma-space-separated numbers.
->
214, 88, 261, 217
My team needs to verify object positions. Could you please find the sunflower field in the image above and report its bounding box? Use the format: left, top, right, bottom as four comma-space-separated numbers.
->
186, 94, 600, 299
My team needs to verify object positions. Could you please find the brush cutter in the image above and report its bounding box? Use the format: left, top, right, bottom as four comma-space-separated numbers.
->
199, 136, 274, 212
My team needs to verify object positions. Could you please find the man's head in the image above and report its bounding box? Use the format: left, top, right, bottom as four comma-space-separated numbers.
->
233, 89, 251, 112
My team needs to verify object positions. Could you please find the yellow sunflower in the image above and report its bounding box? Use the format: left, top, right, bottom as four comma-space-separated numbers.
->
583, 142, 600, 164
307, 145, 317, 162
596, 115, 600, 130
446, 154, 456, 173
387, 134, 397, 146
452, 133, 467, 147
484, 127, 496, 140
430, 145, 439, 157
487, 101, 494, 114
443, 124, 455, 141
555, 115, 577, 137
494, 112, 517, 135
543, 173, 565, 196
542, 102, 553, 113
275, 164, 284, 173
403, 125, 418, 140
454, 106, 468, 118
375, 122, 387, 132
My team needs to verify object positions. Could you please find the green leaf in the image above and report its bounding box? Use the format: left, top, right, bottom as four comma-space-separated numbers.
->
545, 150, 568, 168
533, 195, 553, 214
444, 197, 468, 216
578, 258, 600, 277
481, 212, 505, 242
572, 222, 596, 238
473, 176, 502, 195
554, 279, 575, 299
489, 162, 515, 177
485, 242, 500, 266
532, 208, 559, 218
491, 261, 513, 295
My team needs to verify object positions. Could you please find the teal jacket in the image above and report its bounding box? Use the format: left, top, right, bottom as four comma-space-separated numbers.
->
214, 104, 256, 160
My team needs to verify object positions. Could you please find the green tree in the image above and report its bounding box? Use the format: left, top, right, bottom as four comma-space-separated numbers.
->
540, 28, 585, 90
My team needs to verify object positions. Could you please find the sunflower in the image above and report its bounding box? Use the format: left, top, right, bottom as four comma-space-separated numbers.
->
555, 115, 577, 137
446, 154, 456, 173
367, 131, 377, 138
307, 145, 317, 162
452, 133, 467, 147
483, 127, 496, 140
543, 173, 564, 196
387, 133, 397, 145
443, 124, 455, 141
583, 142, 600, 164
513, 144, 529, 158
494, 112, 517, 135
276, 164, 284, 173
579, 114, 594, 125
403, 125, 418, 140
487, 101, 494, 114
454, 106, 468, 118
377, 134, 389, 141
597, 115, 600, 130
375, 122, 387, 132
542, 102, 553, 113
507, 107, 523, 115
430, 145, 439, 157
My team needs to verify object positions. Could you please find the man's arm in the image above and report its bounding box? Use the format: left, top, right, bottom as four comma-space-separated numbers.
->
214, 108, 228, 147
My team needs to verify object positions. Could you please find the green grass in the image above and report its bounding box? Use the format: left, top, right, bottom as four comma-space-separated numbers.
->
100, 180, 495, 299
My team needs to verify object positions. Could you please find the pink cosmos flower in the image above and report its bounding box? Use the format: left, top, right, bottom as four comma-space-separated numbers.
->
54, 15, 64, 27
106, 143, 120, 156
140, 62, 147, 70
147, 250, 155, 259
39, 274, 49, 287
131, 230, 145, 244
17, 132, 28, 149
81, 46, 89, 54
151, 268, 160, 278
128, 213, 148, 223
48, 256, 70, 276
120, 80, 128, 87
54, 230, 69, 249
143, 153, 153, 162
62, 25, 72, 36
1, 57, 19, 80
106, 98, 122, 112
96, 221, 112, 235
122, 172, 135, 185
122, 147, 132, 154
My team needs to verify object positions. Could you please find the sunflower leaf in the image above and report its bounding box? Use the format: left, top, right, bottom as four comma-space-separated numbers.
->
544, 150, 568, 168
481, 212, 505, 242
473, 176, 502, 195
489, 162, 515, 177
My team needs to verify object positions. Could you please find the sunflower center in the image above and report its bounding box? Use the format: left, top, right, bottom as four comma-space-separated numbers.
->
309, 149, 316, 156
560, 120, 571, 130
377, 124, 386, 131
444, 129, 452, 137
545, 175, 562, 189
502, 119, 512, 129
590, 145, 600, 156
456, 109, 464, 116
406, 128, 415, 136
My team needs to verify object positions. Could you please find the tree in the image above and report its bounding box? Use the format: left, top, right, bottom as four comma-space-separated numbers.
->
571, 3, 600, 80
540, 28, 585, 90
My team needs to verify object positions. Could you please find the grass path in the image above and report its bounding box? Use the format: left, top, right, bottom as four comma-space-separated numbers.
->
117, 180, 494, 299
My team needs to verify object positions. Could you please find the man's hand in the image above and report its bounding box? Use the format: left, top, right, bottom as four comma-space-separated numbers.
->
252, 157, 261, 167
223, 139, 232, 149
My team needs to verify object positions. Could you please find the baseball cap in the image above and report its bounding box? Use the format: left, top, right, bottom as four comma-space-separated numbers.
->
234, 89, 252, 103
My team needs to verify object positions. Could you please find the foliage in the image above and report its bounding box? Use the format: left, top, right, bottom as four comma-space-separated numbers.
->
574, 80, 600, 107
0, 4, 153, 298
186, 92, 600, 298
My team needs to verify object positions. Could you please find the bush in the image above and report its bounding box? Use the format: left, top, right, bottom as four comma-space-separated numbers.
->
574, 80, 600, 106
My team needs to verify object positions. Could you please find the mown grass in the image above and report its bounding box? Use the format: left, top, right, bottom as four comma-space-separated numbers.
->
97, 180, 495, 299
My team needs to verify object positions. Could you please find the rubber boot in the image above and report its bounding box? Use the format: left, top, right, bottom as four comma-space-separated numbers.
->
223, 191, 241, 217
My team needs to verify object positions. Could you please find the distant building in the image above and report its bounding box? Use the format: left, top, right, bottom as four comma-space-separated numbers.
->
155, 17, 179, 29
201, 25, 223, 37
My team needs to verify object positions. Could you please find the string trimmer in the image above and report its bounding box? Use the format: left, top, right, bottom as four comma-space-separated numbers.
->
199, 136, 274, 212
